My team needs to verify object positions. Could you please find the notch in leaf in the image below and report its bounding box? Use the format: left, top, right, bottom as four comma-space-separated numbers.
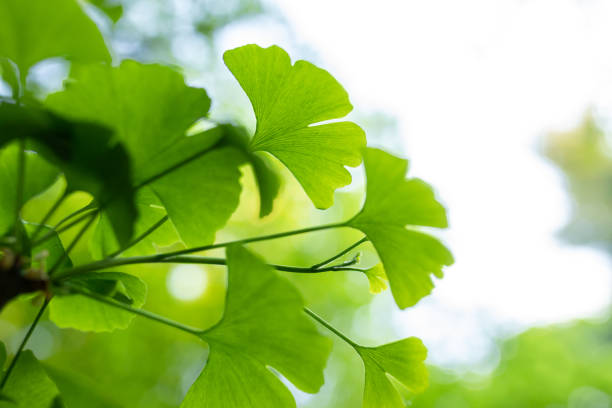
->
224, 44, 366, 210
181, 245, 332, 408
348, 148, 453, 309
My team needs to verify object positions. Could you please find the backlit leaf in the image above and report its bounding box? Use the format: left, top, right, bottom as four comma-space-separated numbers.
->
50, 272, 146, 332
0, 0, 109, 79
181, 245, 332, 408
348, 148, 453, 308
364, 263, 388, 294
0, 144, 59, 236
357, 338, 428, 408
224, 44, 366, 209
1, 351, 63, 408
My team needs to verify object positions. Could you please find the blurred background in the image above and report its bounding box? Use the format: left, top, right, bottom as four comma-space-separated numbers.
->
3, 0, 612, 406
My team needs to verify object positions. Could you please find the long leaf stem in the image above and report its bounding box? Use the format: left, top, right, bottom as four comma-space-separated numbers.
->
48, 213, 96, 277
30, 192, 67, 241
303, 307, 358, 348
0, 298, 50, 389
32, 209, 96, 247
55, 222, 346, 277
55, 253, 360, 282
107, 215, 169, 259
153, 222, 347, 259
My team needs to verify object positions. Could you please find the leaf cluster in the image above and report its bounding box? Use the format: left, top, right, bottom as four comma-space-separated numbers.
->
0, 1, 453, 406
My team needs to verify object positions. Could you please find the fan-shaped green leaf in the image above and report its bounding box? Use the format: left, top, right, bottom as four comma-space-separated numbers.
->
50, 272, 146, 332
0, 144, 59, 236
364, 263, 388, 294
0, 0, 109, 79
356, 338, 428, 408
1, 351, 63, 408
46, 61, 244, 249
348, 148, 453, 308
181, 245, 332, 408
224, 44, 366, 209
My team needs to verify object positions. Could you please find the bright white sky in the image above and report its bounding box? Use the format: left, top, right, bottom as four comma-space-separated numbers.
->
216, 0, 612, 367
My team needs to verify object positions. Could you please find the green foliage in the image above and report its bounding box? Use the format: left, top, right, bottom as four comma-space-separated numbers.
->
51, 272, 146, 332
0, 103, 136, 246
0, 146, 59, 236
46, 61, 245, 249
1, 351, 62, 408
224, 44, 366, 209
357, 338, 428, 408
0, 1, 453, 406
0, 0, 109, 84
0, 342, 5, 370
348, 148, 453, 308
183, 245, 331, 407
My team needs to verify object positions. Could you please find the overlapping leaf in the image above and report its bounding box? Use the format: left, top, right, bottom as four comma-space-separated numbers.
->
0, 0, 109, 80
356, 338, 428, 408
224, 44, 366, 209
181, 245, 331, 408
46, 61, 245, 250
348, 148, 453, 308
0, 103, 135, 245
220, 125, 280, 217
0, 144, 59, 236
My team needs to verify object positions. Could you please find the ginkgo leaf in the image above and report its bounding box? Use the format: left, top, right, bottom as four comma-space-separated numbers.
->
50, 272, 146, 332
0, 144, 60, 236
364, 264, 388, 294
224, 44, 366, 209
46, 61, 244, 248
348, 148, 453, 309
181, 245, 332, 408
1, 351, 63, 408
356, 338, 428, 408
0, 0, 109, 79
0, 103, 136, 246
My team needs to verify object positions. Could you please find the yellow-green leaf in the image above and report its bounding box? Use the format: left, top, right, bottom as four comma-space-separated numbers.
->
224, 44, 366, 209
348, 148, 453, 308
0, 0, 109, 78
181, 245, 332, 408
